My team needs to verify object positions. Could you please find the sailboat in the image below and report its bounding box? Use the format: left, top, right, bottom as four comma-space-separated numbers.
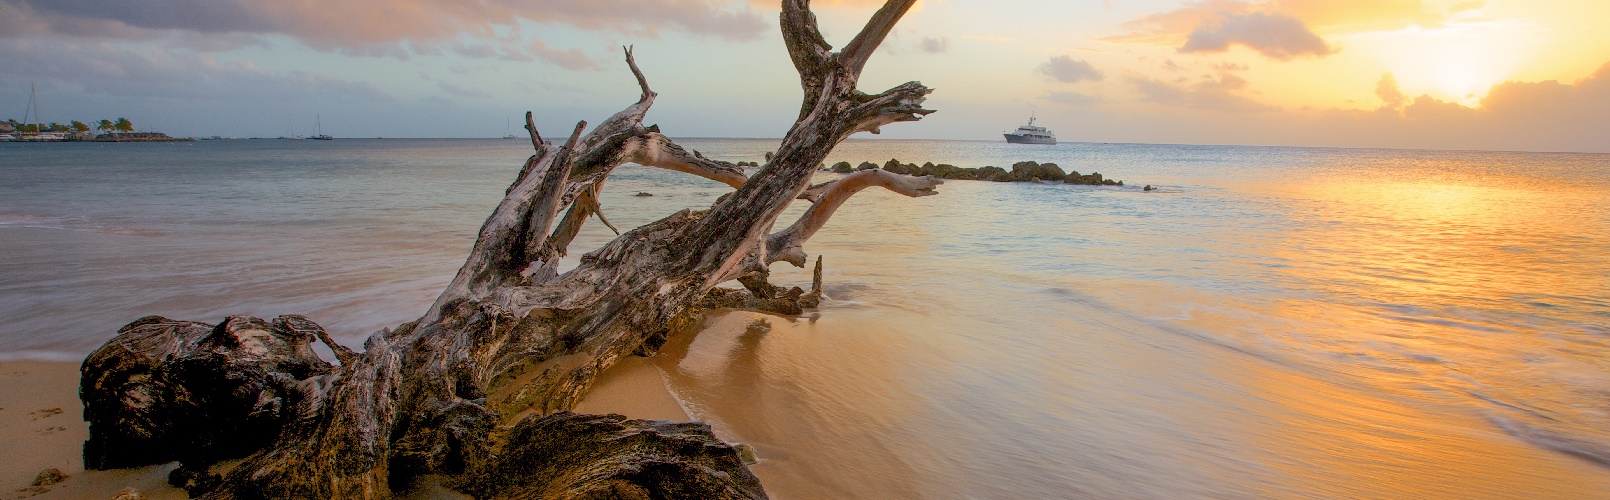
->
308, 114, 333, 140
502, 117, 518, 139
18, 83, 65, 141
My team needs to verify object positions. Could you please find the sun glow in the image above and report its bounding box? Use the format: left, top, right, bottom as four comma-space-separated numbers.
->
1356, 21, 1533, 107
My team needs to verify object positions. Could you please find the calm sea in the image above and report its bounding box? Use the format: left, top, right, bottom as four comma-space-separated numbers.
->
2, 138, 1608, 498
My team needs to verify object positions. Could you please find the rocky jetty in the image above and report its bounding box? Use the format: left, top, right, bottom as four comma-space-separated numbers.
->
830, 159, 1125, 186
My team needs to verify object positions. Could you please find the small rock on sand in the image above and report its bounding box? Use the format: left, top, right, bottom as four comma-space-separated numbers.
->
633, 192, 653, 197
30, 468, 66, 487
111, 487, 147, 500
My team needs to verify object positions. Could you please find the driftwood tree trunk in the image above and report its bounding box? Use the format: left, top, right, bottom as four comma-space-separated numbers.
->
79, 1, 940, 497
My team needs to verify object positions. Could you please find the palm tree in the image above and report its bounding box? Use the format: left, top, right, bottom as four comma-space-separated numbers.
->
71, 121, 90, 133
97, 119, 114, 134
114, 117, 133, 134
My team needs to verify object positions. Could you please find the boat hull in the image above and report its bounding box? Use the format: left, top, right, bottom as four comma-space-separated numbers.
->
1004, 133, 1055, 145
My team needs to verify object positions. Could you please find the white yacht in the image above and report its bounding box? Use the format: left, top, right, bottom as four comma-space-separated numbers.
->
1004, 114, 1056, 144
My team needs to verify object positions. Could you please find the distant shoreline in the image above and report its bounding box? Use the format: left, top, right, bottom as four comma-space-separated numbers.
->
1, 132, 192, 143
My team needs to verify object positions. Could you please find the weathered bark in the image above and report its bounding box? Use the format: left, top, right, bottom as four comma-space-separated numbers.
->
78, 1, 943, 498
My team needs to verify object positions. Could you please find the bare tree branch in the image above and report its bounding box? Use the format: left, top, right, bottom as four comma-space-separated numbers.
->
768, 168, 942, 266
848, 82, 936, 135
624, 45, 653, 103
781, 0, 833, 119
840, 0, 920, 77
521, 121, 589, 267
621, 132, 748, 188
524, 111, 545, 156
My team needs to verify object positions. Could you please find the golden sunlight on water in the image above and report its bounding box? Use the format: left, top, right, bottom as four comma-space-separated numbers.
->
580, 151, 1610, 498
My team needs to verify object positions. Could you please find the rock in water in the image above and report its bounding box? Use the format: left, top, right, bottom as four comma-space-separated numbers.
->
734, 443, 760, 465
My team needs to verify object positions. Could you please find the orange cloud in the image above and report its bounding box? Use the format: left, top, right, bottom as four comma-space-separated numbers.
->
1179, 11, 1335, 59
1112, 61, 1610, 152
1376, 73, 1407, 109
1109, 0, 1449, 59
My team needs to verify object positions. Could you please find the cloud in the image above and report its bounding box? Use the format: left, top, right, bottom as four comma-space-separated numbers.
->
919, 36, 949, 53
1478, 62, 1610, 130
524, 41, 602, 71
1375, 73, 1406, 109
1129, 75, 1276, 112
1449, 1, 1486, 14
1180, 12, 1334, 59
1274, 0, 1444, 32
1038, 56, 1104, 84
437, 82, 490, 99
0, 38, 393, 103
1108, 0, 1448, 60
0, 0, 768, 52
451, 43, 500, 60
1196, 72, 1249, 91
1113, 61, 1610, 152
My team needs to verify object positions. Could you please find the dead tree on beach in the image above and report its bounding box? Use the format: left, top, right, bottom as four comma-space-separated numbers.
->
77, 0, 941, 497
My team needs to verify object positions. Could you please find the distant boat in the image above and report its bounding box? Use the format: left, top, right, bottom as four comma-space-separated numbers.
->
308, 114, 333, 140
1004, 114, 1055, 144
17, 83, 64, 142
502, 117, 518, 139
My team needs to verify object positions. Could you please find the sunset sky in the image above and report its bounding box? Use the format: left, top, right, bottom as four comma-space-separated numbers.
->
3, 0, 1607, 152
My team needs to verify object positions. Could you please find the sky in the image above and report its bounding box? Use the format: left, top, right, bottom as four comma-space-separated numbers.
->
2, 0, 1608, 153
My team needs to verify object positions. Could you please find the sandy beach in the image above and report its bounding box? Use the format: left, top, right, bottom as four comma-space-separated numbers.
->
0, 361, 180, 499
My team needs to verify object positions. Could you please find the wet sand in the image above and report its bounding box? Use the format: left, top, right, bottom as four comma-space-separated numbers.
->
572, 355, 691, 422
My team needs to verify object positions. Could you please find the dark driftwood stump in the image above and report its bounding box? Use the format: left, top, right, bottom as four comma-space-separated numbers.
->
78, 1, 941, 497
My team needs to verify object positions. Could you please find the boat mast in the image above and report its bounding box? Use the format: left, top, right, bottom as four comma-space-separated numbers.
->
21, 83, 43, 135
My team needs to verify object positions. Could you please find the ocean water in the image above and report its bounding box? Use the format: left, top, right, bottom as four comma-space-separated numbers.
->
2, 138, 1608, 498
